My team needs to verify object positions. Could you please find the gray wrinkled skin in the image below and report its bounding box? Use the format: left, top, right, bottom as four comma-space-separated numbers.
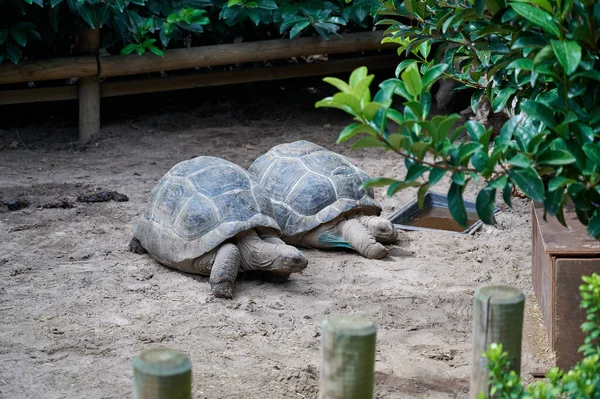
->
132, 156, 281, 271
248, 140, 382, 239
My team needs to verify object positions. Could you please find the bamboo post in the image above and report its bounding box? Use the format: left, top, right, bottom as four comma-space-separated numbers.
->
133, 347, 192, 399
318, 315, 377, 399
470, 286, 525, 399
77, 26, 100, 143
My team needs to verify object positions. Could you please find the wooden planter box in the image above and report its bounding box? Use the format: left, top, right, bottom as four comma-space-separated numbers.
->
532, 201, 600, 369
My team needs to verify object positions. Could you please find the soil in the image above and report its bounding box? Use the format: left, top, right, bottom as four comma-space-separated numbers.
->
0, 77, 553, 399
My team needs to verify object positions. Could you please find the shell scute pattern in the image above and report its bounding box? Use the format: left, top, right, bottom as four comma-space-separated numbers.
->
135, 156, 280, 265
260, 158, 307, 202
286, 172, 337, 215
188, 165, 250, 197
248, 140, 382, 237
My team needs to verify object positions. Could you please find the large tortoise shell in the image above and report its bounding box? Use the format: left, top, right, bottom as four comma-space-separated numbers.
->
248, 140, 381, 237
134, 156, 280, 265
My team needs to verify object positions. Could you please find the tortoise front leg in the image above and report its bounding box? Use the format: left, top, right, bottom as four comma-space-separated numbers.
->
128, 237, 147, 254
356, 215, 398, 244
209, 243, 240, 299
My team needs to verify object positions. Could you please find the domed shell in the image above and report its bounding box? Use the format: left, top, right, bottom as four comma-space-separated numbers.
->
248, 140, 381, 237
134, 156, 280, 266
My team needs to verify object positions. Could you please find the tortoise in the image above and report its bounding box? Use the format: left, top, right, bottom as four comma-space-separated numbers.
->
248, 140, 398, 259
128, 156, 308, 298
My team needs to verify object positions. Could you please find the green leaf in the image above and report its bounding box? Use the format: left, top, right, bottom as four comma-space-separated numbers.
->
351, 136, 385, 149
458, 142, 483, 164
417, 184, 430, 208
521, 100, 557, 130
508, 166, 545, 202
386, 109, 404, 125
148, 45, 164, 57
550, 40, 582, 75
78, 6, 96, 29
332, 92, 361, 115
337, 123, 377, 143
548, 176, 576, 191
411, 142, 430, 159
588, 213, 600, 239
350, 67, 368, 88
422, 64, 448, 89
9, 29, 27, 47
452, 171, 466, 186
475, 0, 486, 15
290, 21, 310, 38
583, 143, 600, 166
509, 3, 561, 38
121, 43, 139, 55
492, 87, 517, 113
6, 42, 21, 64
465, 120, 485, 141
448, 182, 468, 227
507, 58, 534, 70
507, 153, 531, 168
401, 63, 422, 98
361, 177, 398, 188
387, 181, 420, 196
503, 181, 513, 207
510, 0, 553, 13
476, 187, 497, 225
395, 59, 418, 78
536, 150, 576, 165
406, 163, 430, 182
471, 151, 489, 172
429, 168, 446, 186
497, 115, 522, 144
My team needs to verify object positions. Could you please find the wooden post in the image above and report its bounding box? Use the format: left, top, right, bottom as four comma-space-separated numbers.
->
77, 27, 100, 143
470, 286, 525, 399
133, 347, 192, 399
318, 315, 377, 399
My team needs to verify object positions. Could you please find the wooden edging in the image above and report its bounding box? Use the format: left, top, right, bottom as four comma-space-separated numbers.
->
0, 54, 398, 105
0, 31, 391, 85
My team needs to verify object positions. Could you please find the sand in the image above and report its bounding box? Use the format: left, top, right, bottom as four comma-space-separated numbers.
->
0, 78, 553, 398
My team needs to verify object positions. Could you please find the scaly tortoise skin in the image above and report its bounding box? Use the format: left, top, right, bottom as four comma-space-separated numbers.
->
129, 156, 308, 298
248, 140, 398, 259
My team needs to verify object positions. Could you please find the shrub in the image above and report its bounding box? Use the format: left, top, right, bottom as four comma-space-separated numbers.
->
0, 0, 379, 65
316, 0, 600, 239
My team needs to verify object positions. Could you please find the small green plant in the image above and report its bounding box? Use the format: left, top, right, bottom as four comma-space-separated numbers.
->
478, 273, 600, 398
316, 0, 600, 239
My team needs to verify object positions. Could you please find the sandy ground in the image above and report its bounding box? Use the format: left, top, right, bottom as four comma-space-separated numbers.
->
0, 78, 553, 398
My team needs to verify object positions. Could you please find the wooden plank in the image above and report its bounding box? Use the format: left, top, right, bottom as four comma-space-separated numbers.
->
99, 31, 393, 78
0, 86, 78, 105
0, 54, 397, 105
531, 203, 556, 349
555, 258, 600, 369
101, 54, 397, 97
533, 201, 600, 256
0, 56, 97, 85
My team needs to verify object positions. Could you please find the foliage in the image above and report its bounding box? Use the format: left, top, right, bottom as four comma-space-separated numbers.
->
0, 0, 379, 65
478, 273, 600, 398
316, 0, 600, 239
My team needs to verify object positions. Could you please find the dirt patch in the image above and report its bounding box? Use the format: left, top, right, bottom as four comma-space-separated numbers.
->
0, 78, 552, 398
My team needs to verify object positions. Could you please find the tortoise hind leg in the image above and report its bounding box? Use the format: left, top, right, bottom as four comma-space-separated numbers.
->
210, 243, 240, 299
128, 237, 147, 254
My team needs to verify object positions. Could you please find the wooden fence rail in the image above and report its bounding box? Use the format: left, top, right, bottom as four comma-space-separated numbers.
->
0, 30, 394, 143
